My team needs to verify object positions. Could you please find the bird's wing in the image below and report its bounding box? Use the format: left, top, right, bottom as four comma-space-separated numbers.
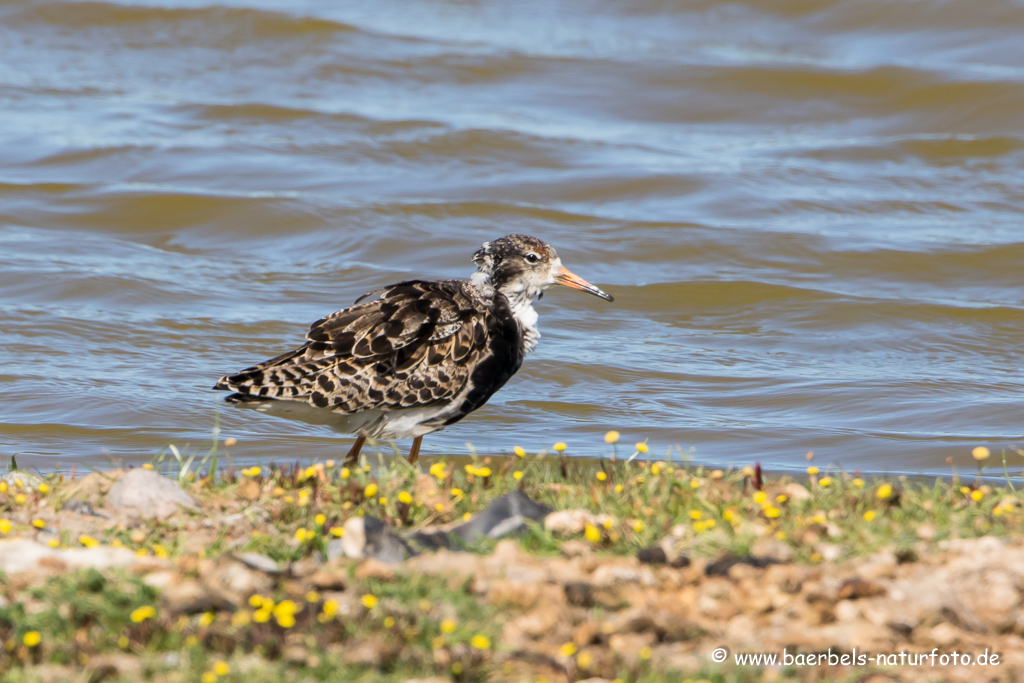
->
214, 280, 495, 413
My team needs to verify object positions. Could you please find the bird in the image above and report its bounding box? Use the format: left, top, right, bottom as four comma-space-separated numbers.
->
213, 234, 613, 464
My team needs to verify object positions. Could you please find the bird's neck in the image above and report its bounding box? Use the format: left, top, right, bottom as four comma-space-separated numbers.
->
471, 271, 542, 354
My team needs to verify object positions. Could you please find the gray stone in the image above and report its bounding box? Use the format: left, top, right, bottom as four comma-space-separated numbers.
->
106, 468, 199, 519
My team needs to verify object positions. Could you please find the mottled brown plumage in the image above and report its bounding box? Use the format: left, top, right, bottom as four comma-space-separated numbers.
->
214, 234, 613, 462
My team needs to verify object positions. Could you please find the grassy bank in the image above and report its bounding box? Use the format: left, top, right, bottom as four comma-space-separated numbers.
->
1, 439, 1022, 682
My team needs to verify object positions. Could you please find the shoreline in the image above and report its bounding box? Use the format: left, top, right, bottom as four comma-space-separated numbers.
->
2, 449, 1023, 682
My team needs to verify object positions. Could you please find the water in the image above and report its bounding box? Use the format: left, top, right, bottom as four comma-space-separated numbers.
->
3, 0, 1024, 475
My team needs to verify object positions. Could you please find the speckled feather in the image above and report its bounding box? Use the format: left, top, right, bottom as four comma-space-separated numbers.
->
214, 278, 524, 437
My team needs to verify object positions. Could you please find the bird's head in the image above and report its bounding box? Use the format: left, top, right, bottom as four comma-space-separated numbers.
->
472, 234, 613, 304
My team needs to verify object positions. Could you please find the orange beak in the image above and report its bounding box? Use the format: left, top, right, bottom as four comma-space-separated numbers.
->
553, 266, 614, 301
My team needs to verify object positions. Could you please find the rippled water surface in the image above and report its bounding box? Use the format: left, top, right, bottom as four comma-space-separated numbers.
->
3, 0, 1024, 474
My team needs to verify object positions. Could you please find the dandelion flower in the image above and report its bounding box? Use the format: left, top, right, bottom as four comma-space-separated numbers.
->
31, 519, 45, 529
330, 526, 344, 537
79, 535, 99, 548
559, 642, 577, 657
315, 513, 326, 526
23, 631, 41, 647
971, 490, 984, 501
635, 442, 648, 454
553, 442, 567, 453
398, 491, 412, 505
361, 594, 378, 609
130, 606, 156, 623
972, 446, 990, 461
876, 484, 893, 499
38, 484, 49, 494
214, 661, 230, 676
470, 634, 491, 650
764, 507, 781, 519
201, 672, 217, 683
596, 471, 607, 481
513, 446, 526, 458
632, 520, 644, 532
819, 477, 832, 488
440, 619, 457, 633
689, 509, 702, 520
863, 510, 876, 521
584, 523, 601, 543
604, 431, 620, 444
364, 483, 378, 498
806, 466, 819, 476
512, 471, 523, 480
340, 467, 350, 480
639, 646, 653, 660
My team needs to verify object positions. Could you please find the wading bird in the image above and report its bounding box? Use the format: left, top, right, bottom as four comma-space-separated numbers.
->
214, 234, 613, 463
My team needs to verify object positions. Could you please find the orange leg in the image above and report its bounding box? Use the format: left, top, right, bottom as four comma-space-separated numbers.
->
407, 436, 423, 464
344, 434, 366, 466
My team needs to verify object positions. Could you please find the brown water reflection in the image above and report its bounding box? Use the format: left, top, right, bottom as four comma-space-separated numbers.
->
2, 0, 1024, 475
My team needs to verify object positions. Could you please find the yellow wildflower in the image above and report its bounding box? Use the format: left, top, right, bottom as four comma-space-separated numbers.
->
23, 631, 41, 647
876, 484, 893, 499
584, 523, 601, 543
819, 477, 832, 488
635, 442, 648, 454
553, 442, 567, 453
764, 507, 781, 519
807, 466, 819, 475
199, 612, 214, 627
470, 634, 491, 650
440, 619, 456, 633
361, 594, 378, 609
863, 510, 876, 521
213, 661, 230, 676
513, 471, 523, 480
596, 471, 607, 481
340, 467, 350, 479
38, 484, 49, 494
639, 646, 653, 660
315, 513, 326, 526
130, 606, 156, 623
972, 446, 991, 461
753, 491, 767, 504
364, 483, 378, 498
201, 672, 217, 683
513, 446, 526, 457
971, 490, 984, 501
429, 462, 446, 479
632, 520, 644, 532
398, 491, 412, 505
31, 519, 45, 529
689, 510, 702, 520
852, 478, 864, 488
330, 526, 344, 537
559, 642, 577, 657
79, 535, 99, 548
604, 431, 620, 444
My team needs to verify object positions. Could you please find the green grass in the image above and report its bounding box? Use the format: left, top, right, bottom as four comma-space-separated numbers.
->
1, 441, 1022, 682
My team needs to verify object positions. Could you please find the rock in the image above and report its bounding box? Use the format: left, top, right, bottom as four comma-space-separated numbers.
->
0, 539, 139, 575
105, 469, 199, 520
836, 578, 887, 601
780, 482, 812, 501
0, 470, 44, 488
705, 554, 779, 577
449, 490, 552, 542
564, 582, 595, 607
608, 632, 656, 657
61, 498, 106, 517
637, 546, 668, 564
544, 509, 612, 535
200, 557, 274, 607
340, 516, 415, 564
355, 558, 396, 581
561, 540, 593, 558
751, 537, 795, 564
235, 552, 283, 575
160, 578, 222, 615
309, 568, 348, 591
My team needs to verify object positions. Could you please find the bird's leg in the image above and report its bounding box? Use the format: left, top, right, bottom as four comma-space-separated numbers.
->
344, 435, 366, 466
407, 436, 423, 464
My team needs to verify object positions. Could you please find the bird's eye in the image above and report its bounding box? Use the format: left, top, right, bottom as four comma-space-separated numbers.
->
524, 253, 541, 264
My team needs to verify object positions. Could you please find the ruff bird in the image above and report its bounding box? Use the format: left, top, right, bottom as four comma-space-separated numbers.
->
214, 234, 613, 463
